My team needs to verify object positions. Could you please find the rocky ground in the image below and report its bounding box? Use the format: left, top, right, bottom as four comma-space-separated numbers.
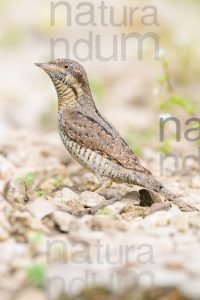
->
1, 0, 200, 299
0, 130, 200, 300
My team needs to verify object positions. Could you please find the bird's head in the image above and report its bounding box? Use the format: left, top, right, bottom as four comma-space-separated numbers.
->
35, 58, 92, 108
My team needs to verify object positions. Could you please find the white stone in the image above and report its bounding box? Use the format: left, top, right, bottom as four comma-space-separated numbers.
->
80, 191, 105, 208
26, 198, 55, 219
53, 211, 76, 232
62, 188, 79, 203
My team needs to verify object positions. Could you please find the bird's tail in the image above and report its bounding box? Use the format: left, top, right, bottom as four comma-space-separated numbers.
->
126, 169, 179, 201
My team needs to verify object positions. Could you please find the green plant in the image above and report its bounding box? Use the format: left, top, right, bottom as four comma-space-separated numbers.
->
158, 54, 196, 116
26, 263, 46, 288
159, 95, 195, 116
53, 176, 64, 189
36, 190, 45, 197
159, 135, 177, 155
29, 231, 44, 251
158, 55, 173, 92
96, 208, 112, 215
17, 172, 35, 202
18, 172, 35, 189
52, 176, 64, 189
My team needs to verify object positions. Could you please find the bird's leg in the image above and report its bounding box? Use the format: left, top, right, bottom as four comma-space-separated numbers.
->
89, 178, 119, 214
93, 178, 113, 194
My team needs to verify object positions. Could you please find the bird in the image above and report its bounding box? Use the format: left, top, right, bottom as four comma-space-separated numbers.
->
35, 58, 178, 201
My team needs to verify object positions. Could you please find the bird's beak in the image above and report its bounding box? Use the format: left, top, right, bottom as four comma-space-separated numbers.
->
34, 62, 55, 72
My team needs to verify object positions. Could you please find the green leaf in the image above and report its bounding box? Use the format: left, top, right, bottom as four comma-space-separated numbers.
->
26, 173, 35, 185
189, 121, 200, 130
159, 135, 176, 155
29, 231, 44, 249
36, 191, 45, 197
17, 172, 35, 189
159, 140, 172, 155
53, 176, 64, 189
26, 264, 45, 288
159, 95, 196, 116
170, 95, 195, 115
96, 209, 112, 215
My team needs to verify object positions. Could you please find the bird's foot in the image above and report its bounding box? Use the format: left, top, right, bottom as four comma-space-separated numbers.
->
93, 179, 113, 194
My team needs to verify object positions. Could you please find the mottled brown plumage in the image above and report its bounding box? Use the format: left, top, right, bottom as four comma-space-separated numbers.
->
61, 107, 151, 174
35, 58, 178, 201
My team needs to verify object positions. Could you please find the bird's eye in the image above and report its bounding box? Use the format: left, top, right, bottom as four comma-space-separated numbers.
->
64, 65, 69, 69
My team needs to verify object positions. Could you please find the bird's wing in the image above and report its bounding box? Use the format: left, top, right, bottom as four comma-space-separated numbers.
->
61, 108, 151, 174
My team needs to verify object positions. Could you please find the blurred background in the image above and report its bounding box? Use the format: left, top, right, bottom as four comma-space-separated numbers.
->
1, 1, 200, 300
1, 0, 200, 166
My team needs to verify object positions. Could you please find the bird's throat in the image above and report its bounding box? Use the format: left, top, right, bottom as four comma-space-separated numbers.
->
53, 79, 81, 109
